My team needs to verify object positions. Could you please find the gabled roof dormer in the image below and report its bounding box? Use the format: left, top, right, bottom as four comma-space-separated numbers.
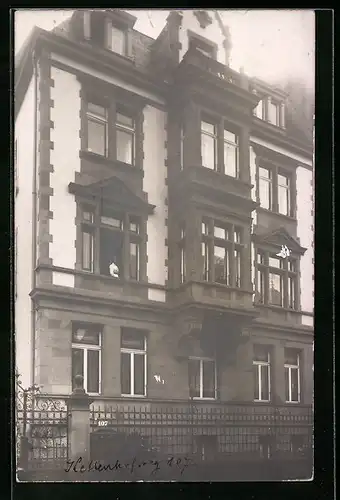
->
253, 226, 307, 256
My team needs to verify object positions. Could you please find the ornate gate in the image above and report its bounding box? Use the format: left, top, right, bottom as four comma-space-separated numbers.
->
15, 375, 69, 477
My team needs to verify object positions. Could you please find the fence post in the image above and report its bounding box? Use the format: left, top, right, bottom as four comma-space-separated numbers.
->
66, 375, 93, 479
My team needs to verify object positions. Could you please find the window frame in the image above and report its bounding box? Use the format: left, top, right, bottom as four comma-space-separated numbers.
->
255, 250, 299, 310
189, 356, 217, 400
85, 101, 109, 157
71, 324, 102, 395
120, 329, 147, 397
115, 107, 136, 166
201, 119, 218, 171
179, 224, 186, 284
253, 345, 271, 402
106, 20, 128, 56
79, 202, 143, 281
257, 162, 295, 218
223, 128, 239, 178
202, 217, 244, 288
284, 349, 301, 404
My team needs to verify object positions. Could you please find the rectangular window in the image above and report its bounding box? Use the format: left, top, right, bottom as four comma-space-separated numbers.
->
82, 228, 94, 272
201, 120, 217, 170
256, 268, 265, 303
86, 102, 108, 156
268, 272, 283, 306
180, 225, 186, 284
254, 99, 264, 119
202, 242, 210, 281
234, 249, 241, 288
72, 324, 101, 394
189, 358, 216, 399
278, 173, 291, 216
180, 125, 185, 170
107, 24, 126, 55
129, 242, 140, 280
284, 349, 301, 403
214, 224, 228, 240
116, 110, 135, 164
259, 167, 272, 210
121, 329, 146, 396
253, 345, 271, 402
268, 100, 280, 126
223, 129, 239, 178
288, 275, 296, 309
214, 245, 230, 285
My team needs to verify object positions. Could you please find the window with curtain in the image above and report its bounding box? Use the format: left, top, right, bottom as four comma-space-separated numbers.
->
72, 324, 101, 394
253, 345, 271, 402
284, 349, 301, 403
121, 329, 146, 396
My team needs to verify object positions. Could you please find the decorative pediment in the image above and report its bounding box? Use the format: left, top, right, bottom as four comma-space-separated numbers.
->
68, 176, 155, 214
253, 226, 307, 255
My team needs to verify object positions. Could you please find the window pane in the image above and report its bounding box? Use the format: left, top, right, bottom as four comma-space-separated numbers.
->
285, 367, 290, 401
117, 129, 134, 164
189, 359, 200, 398
129, 218, 140, 233
224, 129, 237, 143
203, 360, 215, 398
214, 246, 227, 284
288, 276, 296, 309
254, 345, 269, 362
285, 349, 299, 366
121, 352, 131, 394
116, 112, 134, 128
110, 26, 125, 55
129, 242, 140, 280
257, 269, 265, 303
121, 330, 145, 350
261, 365, 270, 400
202, 242, 210, 281
253, 364, 260, 400
101, 216, 122, 228
180, 246, 186, 283
87, 350, 99, 393
201, 133, 216, 170
234, 229, 241, 243
291, 368, 299, 402
259, 167, 270, 179
72, 349, 84, 390
88, 102, 106, 118
257, 252, 265, 264
202, 221, 209, 235
224, 142, 237, 177
278, 184, 290, 216
255, 100, 264, 119
269, 256, 281, 268
268, 101, 279, 125
259, 178, 271, 210
82, 230, 93, 271
269, 273, 283, 306
83, 206, 94, 222
87, 119, 106, 156
201, 121, 215, 134
288, 260, 297, 272
134, 353, 145, 396
235, 249, 241, 287
214, 225, 227, 239
72, 327, 100, 345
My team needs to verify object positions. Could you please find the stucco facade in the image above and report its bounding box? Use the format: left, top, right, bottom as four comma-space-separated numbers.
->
15, 9, 314, 412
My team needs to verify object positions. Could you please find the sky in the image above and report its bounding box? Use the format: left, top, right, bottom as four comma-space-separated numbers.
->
14, 9, 315, 90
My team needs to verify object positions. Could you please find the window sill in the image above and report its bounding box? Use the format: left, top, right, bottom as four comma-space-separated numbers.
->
80, 150, 143, 174
121, 394, 147, 398
254, 399, 271, 404
192, 397, 217, 401
193, 165, 253, 188
257, 206, 297, 222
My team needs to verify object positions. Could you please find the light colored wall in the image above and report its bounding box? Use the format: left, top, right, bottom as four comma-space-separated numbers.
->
296, 166, 314, 313
143, 105, 168, 288
49, 66, 81, 286
15, 77, 35, 387
178, 10, 226, 65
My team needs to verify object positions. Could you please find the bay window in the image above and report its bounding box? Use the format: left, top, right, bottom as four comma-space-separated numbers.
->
255, 250, 299, 309
121, 329, 147, 397
202, 218, 244, 288
189, 357, 216, 399
72, 324, 101, 394
253, 345, 271, 402
284, 349, 301, 403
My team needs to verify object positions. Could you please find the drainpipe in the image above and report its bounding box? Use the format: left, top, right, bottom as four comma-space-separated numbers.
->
31, 49, 38, 388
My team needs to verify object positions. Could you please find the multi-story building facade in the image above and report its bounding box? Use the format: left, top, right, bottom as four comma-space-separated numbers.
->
15, 9, 313, 430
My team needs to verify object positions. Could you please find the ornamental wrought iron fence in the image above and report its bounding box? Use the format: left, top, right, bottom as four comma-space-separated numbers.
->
90, 402, 313, 464
15, 375, 69, 472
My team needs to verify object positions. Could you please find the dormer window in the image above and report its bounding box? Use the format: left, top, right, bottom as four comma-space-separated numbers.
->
107, 21, 127, 56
